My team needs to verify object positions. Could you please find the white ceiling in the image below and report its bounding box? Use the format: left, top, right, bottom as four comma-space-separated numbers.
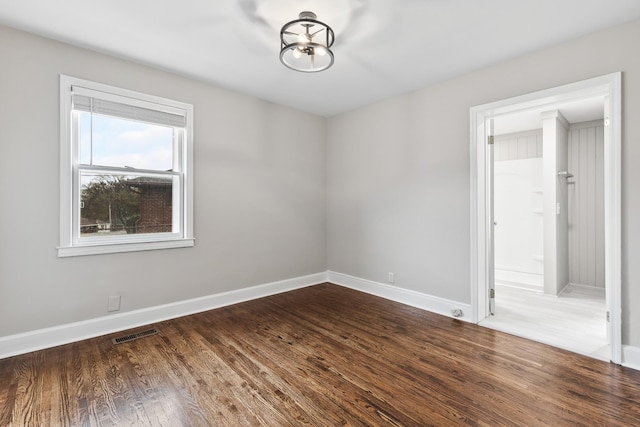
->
1, 0, 639, 117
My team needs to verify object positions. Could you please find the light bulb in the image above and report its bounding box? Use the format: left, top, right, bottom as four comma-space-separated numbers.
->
316, 46, 327, 56
297, 34, 308, 44
292, 48, 302, 59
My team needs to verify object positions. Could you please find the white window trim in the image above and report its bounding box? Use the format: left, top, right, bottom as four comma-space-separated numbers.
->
58, 75, 194, 257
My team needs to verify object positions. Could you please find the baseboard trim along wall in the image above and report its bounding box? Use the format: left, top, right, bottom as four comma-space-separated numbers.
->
0, 271, 475, 359
623, 345, 640, 371
327, 271, 473, 323
0, 272, 327, 359
3, 270, 636, 372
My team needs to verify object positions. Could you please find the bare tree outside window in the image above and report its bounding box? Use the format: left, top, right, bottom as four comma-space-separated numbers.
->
81, 175, 173, 236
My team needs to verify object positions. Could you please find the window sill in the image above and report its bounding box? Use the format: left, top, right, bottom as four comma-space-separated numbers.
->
57, 238, 195, 257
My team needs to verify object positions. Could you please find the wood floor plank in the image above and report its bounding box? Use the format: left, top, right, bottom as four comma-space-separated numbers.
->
266, 288, 562, 425
1, 283, 640, 426
197, 306, 367, 425
250, 298, 473, 425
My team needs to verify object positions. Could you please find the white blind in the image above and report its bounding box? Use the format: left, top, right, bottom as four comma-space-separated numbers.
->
72, 91, 186, 128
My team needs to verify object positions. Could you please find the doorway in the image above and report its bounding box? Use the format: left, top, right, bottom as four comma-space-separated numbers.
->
470, 73, 621, 363
481, 109, 608, 360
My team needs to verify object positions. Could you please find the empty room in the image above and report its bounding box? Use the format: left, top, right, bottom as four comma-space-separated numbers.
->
1, 0, 640, 425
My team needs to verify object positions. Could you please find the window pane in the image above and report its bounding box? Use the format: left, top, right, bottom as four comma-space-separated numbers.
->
80, 173, 174, 237
78, 113, 174, 171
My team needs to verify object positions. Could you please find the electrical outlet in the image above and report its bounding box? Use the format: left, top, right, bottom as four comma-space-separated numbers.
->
388, 272, 395, 284
108, 295, 121, 312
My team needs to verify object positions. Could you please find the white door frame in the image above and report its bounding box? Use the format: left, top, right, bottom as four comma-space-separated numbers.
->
469, 73, 622, 363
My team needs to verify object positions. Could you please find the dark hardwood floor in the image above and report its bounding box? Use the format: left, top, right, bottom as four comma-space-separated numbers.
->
1, 283, 640, 426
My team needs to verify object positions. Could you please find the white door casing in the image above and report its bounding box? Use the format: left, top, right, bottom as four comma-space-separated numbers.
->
469, 73, 622, 363
487, 119, 495, 316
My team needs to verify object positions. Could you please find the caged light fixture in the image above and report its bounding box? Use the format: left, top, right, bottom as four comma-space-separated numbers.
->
280, 11, 335, 73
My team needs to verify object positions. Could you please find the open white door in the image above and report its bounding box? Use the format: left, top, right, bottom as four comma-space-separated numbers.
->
487, 119, 495, 316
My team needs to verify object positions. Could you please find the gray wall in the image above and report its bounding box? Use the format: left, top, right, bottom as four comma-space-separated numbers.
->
0, 25, 327, 337
2, 18, 640, 349
327, 19, 640, 345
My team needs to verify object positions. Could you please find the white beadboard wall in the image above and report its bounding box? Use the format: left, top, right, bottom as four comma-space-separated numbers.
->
494, 129, 543, 161
568, 120, 605, 288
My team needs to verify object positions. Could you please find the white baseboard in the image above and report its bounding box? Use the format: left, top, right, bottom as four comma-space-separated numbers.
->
0, 272, 327, 359
563, 282, 606, 297
8, 270, 630, 371
622, 345, 640, 371
327, 271, 473, 322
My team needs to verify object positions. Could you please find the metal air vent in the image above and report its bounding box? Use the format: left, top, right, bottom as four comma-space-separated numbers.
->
112, 328, 159, 344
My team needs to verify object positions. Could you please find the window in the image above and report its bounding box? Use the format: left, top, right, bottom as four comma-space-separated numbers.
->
59, 75, 194, 257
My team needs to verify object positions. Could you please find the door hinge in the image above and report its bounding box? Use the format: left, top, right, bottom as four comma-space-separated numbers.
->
489, 288, 495, 299
606, 311, 610, 322
488, 135, 494, 145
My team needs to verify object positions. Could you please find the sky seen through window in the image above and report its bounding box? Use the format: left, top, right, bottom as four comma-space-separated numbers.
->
79, 112, 174, 171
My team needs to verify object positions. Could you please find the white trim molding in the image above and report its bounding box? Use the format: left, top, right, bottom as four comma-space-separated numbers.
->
470, 73, 622, 364
622, 346, 640, 371
58, 75, 195, 257
6, 270, 633, 372
327, 271, 473, 322
0, 272, 327, 359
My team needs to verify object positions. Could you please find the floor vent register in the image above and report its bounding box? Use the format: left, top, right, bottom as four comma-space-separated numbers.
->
112, 328, 159, 344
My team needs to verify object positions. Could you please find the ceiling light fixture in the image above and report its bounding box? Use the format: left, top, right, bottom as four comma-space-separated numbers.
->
280, 11, 335, 73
